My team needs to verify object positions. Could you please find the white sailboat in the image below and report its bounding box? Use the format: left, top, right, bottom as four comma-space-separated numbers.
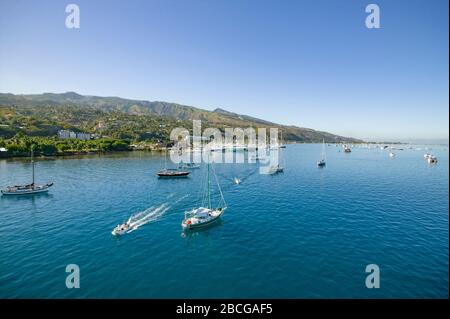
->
317, 139, 326, 167
179, 162, 201, 169
268, 149, 284, 174
280, 129, 286, 148
268, 164, 284, 174
269, 129, 286, 150
181, 159, 227, 230
1, 146, 53, 196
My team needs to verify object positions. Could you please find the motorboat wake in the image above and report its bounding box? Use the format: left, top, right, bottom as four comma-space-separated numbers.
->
112, 203, 169, 236
111, 195, 189, 236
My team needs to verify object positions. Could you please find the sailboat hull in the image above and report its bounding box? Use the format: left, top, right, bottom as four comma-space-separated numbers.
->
1, 183, 53, 195
157, 170, 190, 178
182, 208, 225, 230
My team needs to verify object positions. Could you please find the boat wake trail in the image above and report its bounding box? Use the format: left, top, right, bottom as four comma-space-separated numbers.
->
123, 194, 189, 234
126, 204, 170, 233
238, 168, 257, 182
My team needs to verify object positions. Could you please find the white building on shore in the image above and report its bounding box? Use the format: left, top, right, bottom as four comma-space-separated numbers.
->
75, 132, 92, 140
58, 130, 91, 140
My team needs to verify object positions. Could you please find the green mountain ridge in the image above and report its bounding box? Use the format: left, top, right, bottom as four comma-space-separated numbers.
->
0, 92, 362, 143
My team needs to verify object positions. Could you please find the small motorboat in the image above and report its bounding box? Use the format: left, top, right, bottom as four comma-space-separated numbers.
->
424, 153, 432, 159
112, 222, 132, 236
389, 152, 395, 158
317, 159, 326, 167
157, 169, 190, 178
234, 177, 241, 184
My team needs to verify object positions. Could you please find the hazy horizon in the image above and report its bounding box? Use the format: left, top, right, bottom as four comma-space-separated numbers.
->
0, 0, 448, 141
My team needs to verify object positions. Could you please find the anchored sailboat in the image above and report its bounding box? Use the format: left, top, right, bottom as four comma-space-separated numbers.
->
317, 139, 326, 167
1, 146, 53, 195
268, 164, 284, 175
267, 145, 284, 175
157, 146, 190, 178
280, 129, 286, 148
181, 159, 227, 230
179, 162, 201, 169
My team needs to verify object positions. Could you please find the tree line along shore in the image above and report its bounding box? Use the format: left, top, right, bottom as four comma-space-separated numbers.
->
0, 133, 171, 158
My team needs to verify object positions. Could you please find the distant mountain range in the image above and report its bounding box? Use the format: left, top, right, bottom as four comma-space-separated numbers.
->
0, 92, 362, 143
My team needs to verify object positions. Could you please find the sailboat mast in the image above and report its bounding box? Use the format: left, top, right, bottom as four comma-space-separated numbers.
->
322, 139, 324, 160
207, 160, 211, 209
31, 147, 35, 185
164, 145, 167, 169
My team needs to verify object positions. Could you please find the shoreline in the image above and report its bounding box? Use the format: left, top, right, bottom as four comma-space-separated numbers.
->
1, 141, 445, 161
0, 149, 169, 160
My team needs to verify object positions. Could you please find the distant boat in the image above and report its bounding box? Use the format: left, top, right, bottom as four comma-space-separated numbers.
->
268, 148, 284, 174
344, 145, 351, 153
234, 177, 241, 184
317, 139, 326, 167
157, 168, 190, 178
317, 160, 326, 167
268, 143, 285, 174
279, 130, 286, 148
268, 164, 284, 174
182, 158, 226, 230
157, 147, 190, 178
427, 156, 438, 164
269, 129, 286, 149
1, 146, 53, 196
389, 152, 396, 158
179, 162, 201, 169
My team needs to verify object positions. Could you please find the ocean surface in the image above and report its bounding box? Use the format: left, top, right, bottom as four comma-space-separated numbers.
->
0, 144, 448, 298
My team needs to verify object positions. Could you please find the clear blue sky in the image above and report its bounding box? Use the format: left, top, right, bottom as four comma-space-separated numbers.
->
0, 0, 448, 141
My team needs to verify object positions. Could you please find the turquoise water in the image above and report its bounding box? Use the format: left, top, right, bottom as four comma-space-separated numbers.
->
0, 144, 448, 298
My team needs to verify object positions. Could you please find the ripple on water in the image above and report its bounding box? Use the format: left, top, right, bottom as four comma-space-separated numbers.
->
0, 146, 448, 298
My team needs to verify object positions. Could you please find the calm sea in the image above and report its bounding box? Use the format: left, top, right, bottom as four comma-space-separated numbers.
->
0, 144, 448, 298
